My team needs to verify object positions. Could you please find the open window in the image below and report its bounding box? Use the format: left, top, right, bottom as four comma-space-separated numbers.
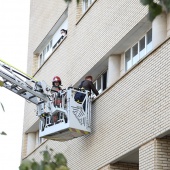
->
34, 8, 68, 69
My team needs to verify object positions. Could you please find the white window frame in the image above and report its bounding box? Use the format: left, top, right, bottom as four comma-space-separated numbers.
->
146, 29, 152, 53
93, 71, 107, 95
38, 40, 53, 67
139, 36, 146, 60
39, 53, 44, 67
125, 29, 152, 71
35, 131, 45, 147
82, 0, 94, 13
38, 137, 45, 145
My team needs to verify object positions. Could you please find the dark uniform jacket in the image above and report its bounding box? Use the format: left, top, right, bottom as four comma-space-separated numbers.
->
80, 80, 99, 96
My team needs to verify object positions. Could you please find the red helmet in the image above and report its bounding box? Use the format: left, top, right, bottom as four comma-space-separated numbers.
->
52, 76, 61, 85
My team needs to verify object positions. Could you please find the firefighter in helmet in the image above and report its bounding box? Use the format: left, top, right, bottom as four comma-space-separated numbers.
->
51, 76, 62, 92
51, 76, 62, 108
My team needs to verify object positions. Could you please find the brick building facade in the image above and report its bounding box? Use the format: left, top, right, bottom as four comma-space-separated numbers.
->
21, 0, 170, 169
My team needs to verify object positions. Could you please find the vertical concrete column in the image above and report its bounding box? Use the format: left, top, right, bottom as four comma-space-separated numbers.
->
107, 55, 120, 87
120, 54, 125, 77
167, 13, 170, 37
154, 137, 170, 169
35, 131, 39, 147
27, 132, 36, 154
139, 137, 170, 170
139, 140, 155, 170
152, 12, 167, 48
32, 54, 39, 75
21, 133, 28, 159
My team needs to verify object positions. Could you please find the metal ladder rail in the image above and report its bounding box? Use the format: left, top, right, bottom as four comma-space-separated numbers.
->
0, 67, 47, 105
0, 61, 35, 89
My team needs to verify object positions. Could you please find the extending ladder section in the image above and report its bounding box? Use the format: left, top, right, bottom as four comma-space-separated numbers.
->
0, 59, 50, 104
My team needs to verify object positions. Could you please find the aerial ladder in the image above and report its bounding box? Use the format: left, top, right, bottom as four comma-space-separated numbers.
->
0, 59, 91, 141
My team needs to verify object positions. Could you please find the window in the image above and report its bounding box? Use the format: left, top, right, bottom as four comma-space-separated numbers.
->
102, 72, 107, 91
38, 137, 45, 145
147, 29, 152, 53
35, 9, 68, 69
39, 41, 53, 67
132, 43, 139, 65
139, 36, 145, 58
39, 54, 44, 67
94, 71, 107, 95
43, 49, 46, 58
96, 77, 101, 93
38, 18, 68, 68
35, 131, 45, 147
83, 0, 94, 13
52, 19, 68, 49
50, 40, 52, 48
125, 49, 131, 71
47, 45, 49, 52
125, 29, 152, 71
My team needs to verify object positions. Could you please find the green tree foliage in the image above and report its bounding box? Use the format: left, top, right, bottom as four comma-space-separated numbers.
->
0, 131, 7, 135
19, 147, 69, 170
140, 0, 170, 21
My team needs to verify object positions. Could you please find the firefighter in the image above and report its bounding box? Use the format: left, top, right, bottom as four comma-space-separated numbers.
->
51, 76, 62, 107
51, 76, 62, 92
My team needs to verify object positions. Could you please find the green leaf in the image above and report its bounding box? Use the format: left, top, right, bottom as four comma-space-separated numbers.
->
148, 2, 162, 21
55, 165, 69, 170
161, 0, 170, 12
49, 148, 54, 152
1, 131, 7, 135
49, 162, 57, 169
19, 160, 32, 170
44, 164, 53, 170
64, 0, 72, 3
140, 0, 153, 5
0, 80, 4, 87
31, 161, 40, 170
19, 147, 69, 170
54, 153, 67, 166
39, 162, 45, 170
42, 150, 51, 163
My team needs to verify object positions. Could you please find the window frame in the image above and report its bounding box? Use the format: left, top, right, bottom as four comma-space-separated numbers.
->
38, 40, 53, 67
125, 29, 152, 71
82, 0, 94, 13
93, 70, 108, 95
